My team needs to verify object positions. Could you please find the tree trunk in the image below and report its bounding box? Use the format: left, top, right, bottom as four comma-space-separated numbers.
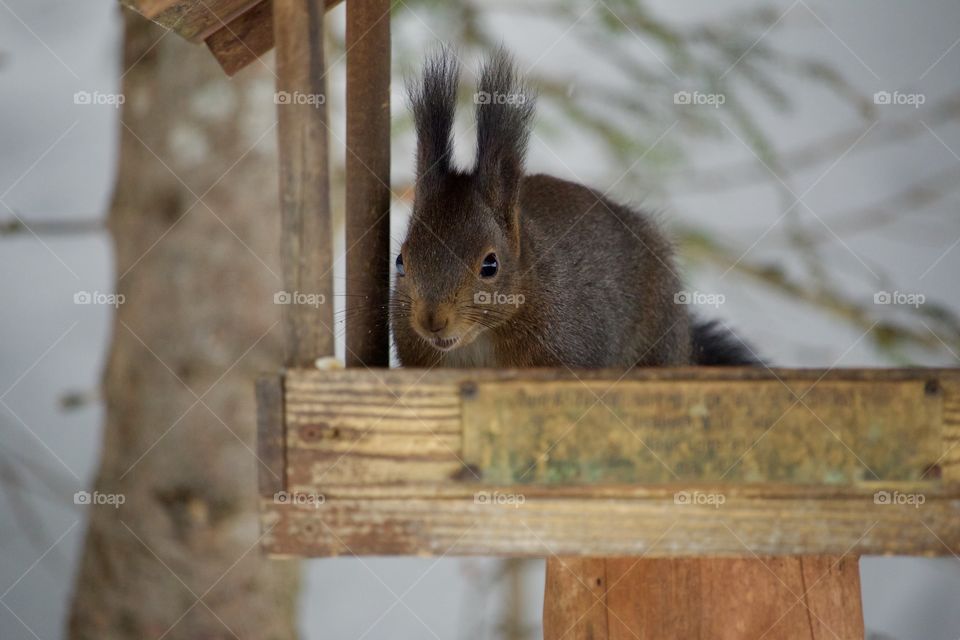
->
68, 11, 298, 639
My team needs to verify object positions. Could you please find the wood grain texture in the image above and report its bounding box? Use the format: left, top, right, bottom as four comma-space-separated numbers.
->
543, 556, 863, 639
543, 558, 608, 639
274, 0, 335, 366
344, 0, 392, 367
259, 484, 960, 557
122, 0, 261, 41
285, 375, 463, 486
205, 0, 274, 76
205, 0, 344, 76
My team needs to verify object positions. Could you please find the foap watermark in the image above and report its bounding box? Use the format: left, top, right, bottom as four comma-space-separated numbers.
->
74, 290, 125, 308
74, 490, 126, 508
873, 90, 925, 108
674, 90, 725, 108
274, 490, 326, 509
674, 490, 725, 508
274, 91, 326, 107
874, 490, 925, 509
674, 290, 725, 308
473, 91, 527, 105
74, 90, 125, 108
474, 291, 525, 307
474, 490, 526, 508
874, 290, 925, 308
274, 290, 326, 307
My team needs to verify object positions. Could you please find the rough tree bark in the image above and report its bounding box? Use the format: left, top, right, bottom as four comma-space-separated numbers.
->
68, 11, 299, 639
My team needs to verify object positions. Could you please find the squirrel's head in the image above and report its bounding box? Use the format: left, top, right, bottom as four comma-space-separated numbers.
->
394, 48, 535, 354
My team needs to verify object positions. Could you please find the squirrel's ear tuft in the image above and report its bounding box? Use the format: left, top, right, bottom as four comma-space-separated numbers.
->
474, 47, 536, 225
408, 46, 460, 184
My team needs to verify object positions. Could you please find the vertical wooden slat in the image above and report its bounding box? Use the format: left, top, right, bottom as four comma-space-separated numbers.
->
345, 0, 392, 367
274, 0, 334, 366
255, 375, 285, 497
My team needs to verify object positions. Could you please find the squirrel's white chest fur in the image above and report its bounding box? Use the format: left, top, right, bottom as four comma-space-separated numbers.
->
440, 331, 498, 367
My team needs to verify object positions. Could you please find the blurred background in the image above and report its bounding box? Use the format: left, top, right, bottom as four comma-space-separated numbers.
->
1, 0, 959, 638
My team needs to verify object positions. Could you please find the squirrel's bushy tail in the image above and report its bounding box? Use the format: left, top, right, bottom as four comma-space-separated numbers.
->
690, 319, 759, 366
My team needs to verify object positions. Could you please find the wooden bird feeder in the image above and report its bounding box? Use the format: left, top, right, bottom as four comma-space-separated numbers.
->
127, 1, 960, 637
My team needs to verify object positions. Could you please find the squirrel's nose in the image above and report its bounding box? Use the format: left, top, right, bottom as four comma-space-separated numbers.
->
425, 313, 448, 333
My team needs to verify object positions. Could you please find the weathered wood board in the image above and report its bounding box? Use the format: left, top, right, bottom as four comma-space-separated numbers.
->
281, 368, 956, 488
258, 367, 960, 557
462, 378, 942, 485
259, 484, 960, 557
274, 0, 335, 366
204, 0, 275, 76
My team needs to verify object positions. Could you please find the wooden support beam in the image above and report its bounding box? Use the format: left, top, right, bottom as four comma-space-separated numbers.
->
274, 0, 334, 366
543, 556, 864, 639
257, 367, 960, 557
344, 0, 392, 367
205, 0, 344, 76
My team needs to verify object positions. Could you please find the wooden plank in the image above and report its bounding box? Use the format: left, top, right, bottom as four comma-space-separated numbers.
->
542, 556, 863, 639
259, 484, 960, 556
281, 368, 954, 487
274, 0, 335, 366
255, 375, 285, 497
462, 378, 941, 485
205, 0, 344, 76
122, 0, 261, 42
260, 367, 960, 556
344, 0, 392, 367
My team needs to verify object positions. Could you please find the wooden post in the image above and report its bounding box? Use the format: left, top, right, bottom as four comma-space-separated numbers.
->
274, 0, 334, 366
544, 557, 864, 639
345, 0, 391, 367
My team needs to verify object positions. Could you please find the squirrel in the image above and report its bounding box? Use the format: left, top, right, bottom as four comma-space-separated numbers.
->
391, 48, 755, 369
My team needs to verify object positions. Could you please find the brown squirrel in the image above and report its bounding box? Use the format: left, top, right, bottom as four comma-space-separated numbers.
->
391, 49, 754, 368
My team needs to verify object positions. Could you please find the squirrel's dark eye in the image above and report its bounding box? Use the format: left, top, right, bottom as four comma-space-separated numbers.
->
395, 253, 405, 276
480, 253, 498, 278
